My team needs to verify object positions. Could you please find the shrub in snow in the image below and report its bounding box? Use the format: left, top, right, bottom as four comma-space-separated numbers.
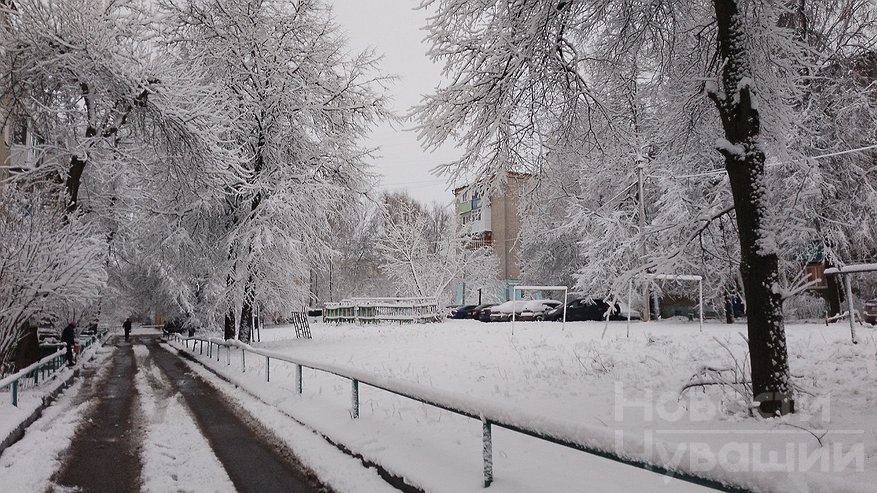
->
0, 190, 106, 367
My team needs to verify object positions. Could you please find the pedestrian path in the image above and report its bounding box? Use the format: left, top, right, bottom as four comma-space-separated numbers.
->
49, 334, 326, 493
53, 337, 141, 491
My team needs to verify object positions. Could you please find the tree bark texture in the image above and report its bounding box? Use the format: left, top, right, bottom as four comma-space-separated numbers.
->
224, 309, 236, 341
712, 0, 794, 415
236, 132, 264, 344
238, 292, 253, 344
64, 83, 152, 213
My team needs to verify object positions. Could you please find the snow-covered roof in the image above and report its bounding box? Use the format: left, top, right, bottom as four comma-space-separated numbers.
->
824, 263, 877, 275
640, 274, 703, 282
513, 285, 568, 291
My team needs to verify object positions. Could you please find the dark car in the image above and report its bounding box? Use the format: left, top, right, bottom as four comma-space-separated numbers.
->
544, 298, 631, 322
864, 299, 877, 325
446, 305, 462, 318
450, 304, 478, 319
469, 303, 494, 320
478, 305, 495, 322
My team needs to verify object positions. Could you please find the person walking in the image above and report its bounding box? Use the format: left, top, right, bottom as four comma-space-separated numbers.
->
61, 320, 77, 367
123, 317, 132, 341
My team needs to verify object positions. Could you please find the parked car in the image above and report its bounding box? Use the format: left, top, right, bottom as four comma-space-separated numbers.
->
468, 303, 494, 320
544, 298, 640, 322
864, 299, 877, 325
489, 300, 531, 322
478, 305, 495, 322
450, 304, 478, 319
517, 300, 563, 321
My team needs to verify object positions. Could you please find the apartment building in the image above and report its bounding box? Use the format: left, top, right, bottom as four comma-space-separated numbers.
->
454, 171, 530, 301
1, 113, 39, 182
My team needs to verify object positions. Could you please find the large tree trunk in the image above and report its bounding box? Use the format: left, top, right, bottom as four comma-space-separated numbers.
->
712, 0, 794, 416
224, 308, 236, 340
724, 291, 735, 324
238, 281, 255, 344
64, 83, 151, 213
64, 125, 96, 213
236, 134, 264, 344
13, 322, 39, 370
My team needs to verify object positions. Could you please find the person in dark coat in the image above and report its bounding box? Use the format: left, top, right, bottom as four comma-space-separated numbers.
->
61, 320, 77, 367
123, 317, 132, 341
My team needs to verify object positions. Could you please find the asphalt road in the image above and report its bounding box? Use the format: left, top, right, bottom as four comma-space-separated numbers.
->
53, 336, 142, 492
52, 334, 329, 493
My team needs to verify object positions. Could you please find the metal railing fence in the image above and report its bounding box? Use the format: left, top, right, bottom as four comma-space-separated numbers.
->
323, 297, 441, 324
0, 331, 107, 406
167, 333, 753, 493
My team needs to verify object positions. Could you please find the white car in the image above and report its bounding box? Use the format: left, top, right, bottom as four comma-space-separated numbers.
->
490, 299, 559, 322
518, 300, 563, 321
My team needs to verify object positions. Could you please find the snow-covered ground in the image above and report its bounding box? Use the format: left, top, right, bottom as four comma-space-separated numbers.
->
173, 319, 876, 493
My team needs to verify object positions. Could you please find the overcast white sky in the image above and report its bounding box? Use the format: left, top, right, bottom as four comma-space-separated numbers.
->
330, 1, 460, 206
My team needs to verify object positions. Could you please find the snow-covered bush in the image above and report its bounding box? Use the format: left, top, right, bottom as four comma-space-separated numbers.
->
783, 293, 828, 321
0, 190, 107, 366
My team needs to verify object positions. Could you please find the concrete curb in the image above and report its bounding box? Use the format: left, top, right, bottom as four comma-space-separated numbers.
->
0, 369, 78, 456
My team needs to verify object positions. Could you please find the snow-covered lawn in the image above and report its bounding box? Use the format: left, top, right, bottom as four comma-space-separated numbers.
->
177, 319, 875, 492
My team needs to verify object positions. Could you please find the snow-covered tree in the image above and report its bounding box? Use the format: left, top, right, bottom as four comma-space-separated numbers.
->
377, 191, 497, 302
0, 0, 237, 335
416, 0, 877, 415
0, 189, 106, 367
0, 0, 232, 215
316, 201, 387, 302
164, 0, 389, 341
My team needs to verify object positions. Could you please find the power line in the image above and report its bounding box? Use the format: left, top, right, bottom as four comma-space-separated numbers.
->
652, 143, 877, 180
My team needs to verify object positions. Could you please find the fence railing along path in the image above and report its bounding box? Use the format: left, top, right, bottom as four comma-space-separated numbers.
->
0, 331, 107, 406
323, 297, 440, 324
167, 334, 756, 493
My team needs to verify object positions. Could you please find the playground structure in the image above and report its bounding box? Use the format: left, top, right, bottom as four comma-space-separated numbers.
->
323, 297, 441, 324
824, 263, 877, 344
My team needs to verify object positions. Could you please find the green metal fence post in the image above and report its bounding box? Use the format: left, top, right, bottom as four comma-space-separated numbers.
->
351, 379, 359, 419
483, 419, 493, 487
295, 364, 302, 394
